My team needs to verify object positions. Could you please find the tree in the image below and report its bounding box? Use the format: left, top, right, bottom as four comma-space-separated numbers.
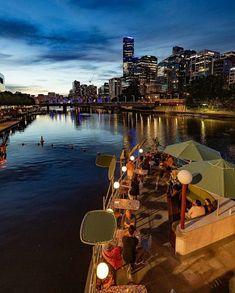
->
121, 80, 141, 102
185, 75, 228, 107
0, 91, 35, 105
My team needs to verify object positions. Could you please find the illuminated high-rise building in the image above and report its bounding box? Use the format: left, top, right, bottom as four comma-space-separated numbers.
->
138, 55, 158, 82
123, 36, 134, 77
189, 49, 220, 82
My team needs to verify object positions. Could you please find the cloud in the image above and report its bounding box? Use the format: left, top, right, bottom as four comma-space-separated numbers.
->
0, 53, 12, 58
6, 84, 49, 94
0, 17, 119, 63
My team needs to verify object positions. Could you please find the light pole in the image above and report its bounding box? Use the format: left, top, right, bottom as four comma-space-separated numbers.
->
177, 170, 192, 229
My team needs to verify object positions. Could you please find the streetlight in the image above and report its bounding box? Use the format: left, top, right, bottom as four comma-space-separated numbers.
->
96, 262, 109, 279
177, 170, 192, 230
122, 166, 127, 172
139, 148, 143, 154
130, 155, 135, 161
113, 181, 120, 189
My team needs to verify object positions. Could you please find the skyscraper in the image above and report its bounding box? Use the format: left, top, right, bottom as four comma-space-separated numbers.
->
123, 36, 134, 77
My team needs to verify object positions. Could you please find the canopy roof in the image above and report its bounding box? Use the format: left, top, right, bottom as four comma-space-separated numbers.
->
180, 159, 235, 198
164, 140, 221, 161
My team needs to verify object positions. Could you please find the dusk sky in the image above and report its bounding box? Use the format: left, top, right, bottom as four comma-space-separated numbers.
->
0, 0, 235, 95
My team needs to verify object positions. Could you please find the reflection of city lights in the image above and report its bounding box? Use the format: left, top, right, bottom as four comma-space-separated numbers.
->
201, 120, 205, 143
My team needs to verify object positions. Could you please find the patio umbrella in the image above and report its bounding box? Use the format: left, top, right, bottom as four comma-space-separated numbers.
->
164, 140, 221, 161
179, 158, 235, 214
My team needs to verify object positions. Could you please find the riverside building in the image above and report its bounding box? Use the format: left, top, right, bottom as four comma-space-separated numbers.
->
189, 49, 220, 82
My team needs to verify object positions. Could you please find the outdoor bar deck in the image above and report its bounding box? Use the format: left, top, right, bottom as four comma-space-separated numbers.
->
123, 176, 235, 293
84, 145, 235, 293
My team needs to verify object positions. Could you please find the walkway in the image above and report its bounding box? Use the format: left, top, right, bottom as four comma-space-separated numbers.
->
116, 173, 235, 293
0, 120, 20, 133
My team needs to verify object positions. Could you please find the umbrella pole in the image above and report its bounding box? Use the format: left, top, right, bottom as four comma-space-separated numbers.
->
217, 197, 220, 216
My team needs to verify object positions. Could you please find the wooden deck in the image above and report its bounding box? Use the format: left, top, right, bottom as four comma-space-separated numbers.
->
115, 173, 235, 293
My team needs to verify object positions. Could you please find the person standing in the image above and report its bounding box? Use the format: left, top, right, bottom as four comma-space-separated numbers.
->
122, 225, 139, 278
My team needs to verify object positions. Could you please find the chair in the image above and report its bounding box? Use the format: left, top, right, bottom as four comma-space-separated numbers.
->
135, 234, 154, 265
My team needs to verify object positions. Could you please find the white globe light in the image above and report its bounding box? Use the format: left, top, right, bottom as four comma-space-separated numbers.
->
122, 166, 127, 172
139, 148, 143, 154
97, 262, 109, 279
113, 181, 120, 189
130, 155, 135, 161
106, 208, 114, 213
177, 170, 192, 185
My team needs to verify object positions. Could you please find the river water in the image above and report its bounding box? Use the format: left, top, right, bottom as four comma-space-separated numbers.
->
0, 111, 235, 293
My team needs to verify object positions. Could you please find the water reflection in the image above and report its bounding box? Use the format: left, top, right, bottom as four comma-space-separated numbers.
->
1, 111, 235, 293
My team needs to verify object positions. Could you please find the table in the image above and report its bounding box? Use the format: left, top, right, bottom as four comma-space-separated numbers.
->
112, 198, 140, 210
134, 169, 148, 176
98, 284, 147, 292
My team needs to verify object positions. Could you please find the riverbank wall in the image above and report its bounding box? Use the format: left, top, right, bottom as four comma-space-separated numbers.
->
121, 106, 235, 120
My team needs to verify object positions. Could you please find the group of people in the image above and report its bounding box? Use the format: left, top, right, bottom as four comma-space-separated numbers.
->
166, 168, 216, 220
186, 198, 215, 219
97, 209, 142, 290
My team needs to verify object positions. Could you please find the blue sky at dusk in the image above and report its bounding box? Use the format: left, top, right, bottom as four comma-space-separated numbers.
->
0, 0, 234, 95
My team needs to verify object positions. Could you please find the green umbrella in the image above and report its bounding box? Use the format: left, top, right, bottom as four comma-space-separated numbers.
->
164, 140, 221, 161
180, 159, 235, 215
180, 159, 235, 198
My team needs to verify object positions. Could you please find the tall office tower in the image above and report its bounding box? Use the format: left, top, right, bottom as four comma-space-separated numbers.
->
109, 77, 122, 100
0, 73, 5, 92
123, 36, 134, 77
72, 80, 81, 97
87, 85, 97, 97
229, 67, 235, 85
138, 55, 158, 82
189, 49, 220, 82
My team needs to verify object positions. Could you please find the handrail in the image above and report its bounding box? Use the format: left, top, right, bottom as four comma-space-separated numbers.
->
84, 140, 147, 293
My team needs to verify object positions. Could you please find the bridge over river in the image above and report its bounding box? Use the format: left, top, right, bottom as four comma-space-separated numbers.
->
39, 102, 156, 113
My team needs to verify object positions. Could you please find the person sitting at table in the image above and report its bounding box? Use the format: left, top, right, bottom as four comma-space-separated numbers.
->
142, 157, 150, 174
102, 241, 123, 271
122, 225, 139, 272
114, 209, 122, 229
186, 199, 206, 219
128, 175, 139, 200
121, 209, 136, 229
204, 198, 215, 214
126, 160, 135, 180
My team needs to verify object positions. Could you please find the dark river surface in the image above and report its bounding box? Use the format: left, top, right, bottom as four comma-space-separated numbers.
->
1, 111, 235, 293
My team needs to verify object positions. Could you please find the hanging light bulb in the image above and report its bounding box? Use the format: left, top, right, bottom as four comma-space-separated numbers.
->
96, 262, 109, 279
113, 181, 120, 189
122, 166, 127, 172
130, 155, 135, 161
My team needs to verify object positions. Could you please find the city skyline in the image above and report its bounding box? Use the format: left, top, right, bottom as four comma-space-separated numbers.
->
0, 0, 235, 95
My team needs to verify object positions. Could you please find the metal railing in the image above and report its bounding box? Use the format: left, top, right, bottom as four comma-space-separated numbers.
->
84, 140, 146, 293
